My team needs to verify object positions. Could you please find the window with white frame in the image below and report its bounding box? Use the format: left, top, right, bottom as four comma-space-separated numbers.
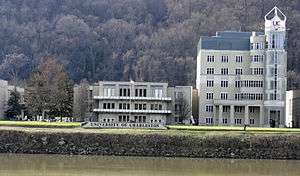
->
220, 93, 228, 100
206, 93, 214, 100
249, 107, 255, 113
221, 56, 229, 63
205, 117, 213, 124
104, 88, 115, 97
221, 80, 228, 87
221, 68, 228, 75
250, 119, 255, 124
207, 80, 214, 87
205, 105, 214, 112
223, 106, 230, 113
236, 56, 243, 63
235, 81, 241, 88
154, 89, 163, 98
207, 55, 215, 62
252, 55, 264, 62
235, 106, 243, 113
207, 68, 214, 74
235, 68, 243, 75
251, 68, 264, 75
235, 118, 242, 124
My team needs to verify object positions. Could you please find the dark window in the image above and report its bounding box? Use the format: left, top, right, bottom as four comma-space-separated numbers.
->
103, 103, 107, 109
139, 89, 143, 96
119, 116, 122, 122
159, 104, 162, 110
119, 89, 122, 96
127, 104, 130, 109
143, 116, 146, 123
119, 104, 122, 109
127, 88, 130, 96
143, 89, 147, 97
135, 89, 138, 96
123, 89, 127, 96
134, 116, 138, 122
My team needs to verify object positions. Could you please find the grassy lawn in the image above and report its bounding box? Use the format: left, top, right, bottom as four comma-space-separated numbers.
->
0, 120, 299, 133
167, 125, 300, 133
0, 121, 81, 128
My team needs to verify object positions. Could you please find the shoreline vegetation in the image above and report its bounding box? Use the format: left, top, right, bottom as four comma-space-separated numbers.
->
0, 123, 299, 160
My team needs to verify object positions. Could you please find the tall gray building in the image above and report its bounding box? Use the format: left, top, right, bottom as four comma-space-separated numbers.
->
80, 81, 193, 127
196, 7, 287, 127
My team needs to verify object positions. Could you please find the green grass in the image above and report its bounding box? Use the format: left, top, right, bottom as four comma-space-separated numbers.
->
0, 120, 299, 133
167, 125, 300, 133
0, 121, 81, 128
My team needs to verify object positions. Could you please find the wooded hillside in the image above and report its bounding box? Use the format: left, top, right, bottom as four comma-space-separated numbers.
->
0, 0, 299, 88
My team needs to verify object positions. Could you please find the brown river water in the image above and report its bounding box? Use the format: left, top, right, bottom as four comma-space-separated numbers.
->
0, 154, 299, 176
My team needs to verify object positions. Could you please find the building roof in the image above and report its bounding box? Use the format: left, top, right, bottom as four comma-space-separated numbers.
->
198, 31, 263, 51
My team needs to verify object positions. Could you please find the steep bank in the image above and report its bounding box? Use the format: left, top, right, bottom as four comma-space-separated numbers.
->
0, 127, 299, 159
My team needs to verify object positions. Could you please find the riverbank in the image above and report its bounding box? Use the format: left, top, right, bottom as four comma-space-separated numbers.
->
0, 126, 299, 159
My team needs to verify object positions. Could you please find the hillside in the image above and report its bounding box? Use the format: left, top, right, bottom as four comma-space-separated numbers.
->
0, 0, 299, 87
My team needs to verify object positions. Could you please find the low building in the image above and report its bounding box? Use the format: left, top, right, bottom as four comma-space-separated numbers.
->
79, 81, 193, 128
286, 90, 300, 128
0, 79, 24, 119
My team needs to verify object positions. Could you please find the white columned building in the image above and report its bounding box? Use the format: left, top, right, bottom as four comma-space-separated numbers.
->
196, 7, 287, 127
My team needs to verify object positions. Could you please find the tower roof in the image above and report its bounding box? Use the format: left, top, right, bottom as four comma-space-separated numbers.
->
265, 6, 286, 32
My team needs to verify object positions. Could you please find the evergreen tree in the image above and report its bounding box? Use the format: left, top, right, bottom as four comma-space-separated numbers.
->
5, 89, 22, 120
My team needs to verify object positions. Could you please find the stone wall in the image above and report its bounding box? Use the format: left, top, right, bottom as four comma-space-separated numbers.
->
0, 128, 299, 159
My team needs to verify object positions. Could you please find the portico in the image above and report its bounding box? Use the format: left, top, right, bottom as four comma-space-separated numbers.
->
213, 100, 265, 127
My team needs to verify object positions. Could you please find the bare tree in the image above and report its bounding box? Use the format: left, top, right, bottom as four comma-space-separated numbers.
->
73, 79, 89, 122
176, 97, 191, 123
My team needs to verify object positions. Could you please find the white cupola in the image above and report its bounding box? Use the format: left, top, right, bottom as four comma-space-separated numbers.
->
265, 6, 286, 32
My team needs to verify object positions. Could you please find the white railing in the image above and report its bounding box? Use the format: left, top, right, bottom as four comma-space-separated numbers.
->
93, 109, 172, 114
93, 96, 172, 101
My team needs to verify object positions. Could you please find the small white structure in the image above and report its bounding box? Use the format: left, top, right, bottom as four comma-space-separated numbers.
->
0, 79, 24, 119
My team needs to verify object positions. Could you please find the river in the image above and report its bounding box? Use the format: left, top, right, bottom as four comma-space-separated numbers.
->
0, 154, 299, 176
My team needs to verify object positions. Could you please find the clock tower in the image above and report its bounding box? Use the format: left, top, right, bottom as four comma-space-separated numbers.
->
264, 7, 287, 127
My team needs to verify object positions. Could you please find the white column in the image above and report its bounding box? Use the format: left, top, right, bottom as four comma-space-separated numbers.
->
213, 105, 217, 125
266, 109, 270, 127
230, 105, 235, 126
259, 105, 264, 127
219, 105, 223, 125
244, 105, 249, 125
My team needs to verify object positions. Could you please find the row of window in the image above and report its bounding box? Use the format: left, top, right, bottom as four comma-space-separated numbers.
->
206, 68, 265, 75
252, 55, 264, 62
251, 68, 264, 75
205, 106, 257, 113
235, 80, 264, 88
206, 55, 243, 63
206, 93, 228, 100
251, 43, 265, 50
235, 93, 264, 100
103, 103, 163, 110
205, 118, 255, 124
206, 93, 264, 100
207, 80, 263, 88
103, 88, 163, 98
206, 68, 243, 75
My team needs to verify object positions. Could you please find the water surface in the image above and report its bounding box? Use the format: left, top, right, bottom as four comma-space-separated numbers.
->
0, 154, 299, 176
